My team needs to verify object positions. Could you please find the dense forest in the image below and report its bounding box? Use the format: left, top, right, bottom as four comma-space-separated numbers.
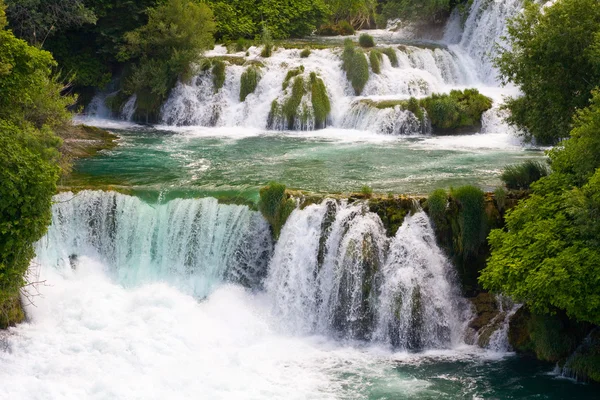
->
1, 0, 600, 384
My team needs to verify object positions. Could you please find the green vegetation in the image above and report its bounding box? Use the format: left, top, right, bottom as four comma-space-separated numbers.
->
501, 160, 549, 190
381, 47, 399, 67
310, 72, 331, 129
260, 26, 273, 57
258, 182, 296, 239
208, 0, 330, 40
379, 0, 461, 25
0, 2, 71, 327
426, 189, 448, 229
300, 48, 311, 58
120, 0, 215, 121
239, 66, 261, 102
481, 91, 600, 327
495, 0, 600, 145
369, 49, 382, 74
450, 185, 486, 257
358, 33, 375, 48
361, 89, 492, 133
282, 66, 305, 90
341, 39, 370, 95
212, 60, 226, 91
282, 76, 307, 129
420, 89, 492, 131
316, 20, 355, 36
360, 185, 373, 198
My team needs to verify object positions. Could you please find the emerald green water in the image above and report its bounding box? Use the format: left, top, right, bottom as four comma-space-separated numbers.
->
68, 123, 545, 200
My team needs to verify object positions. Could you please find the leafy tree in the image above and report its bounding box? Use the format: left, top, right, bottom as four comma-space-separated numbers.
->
495, 0, 600, 145
379, 0, 458, 25
0, 0, 67, 327
480, 91, 600, 326
120, 0, 215, 121
4, 0, 96, 45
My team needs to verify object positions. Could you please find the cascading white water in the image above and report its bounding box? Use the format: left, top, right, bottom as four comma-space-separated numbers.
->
266, 200, 469, 348
374, 211, 472, 350
450, 0, 524, 83
36, 191, 273, 297
158, 45, 478, 131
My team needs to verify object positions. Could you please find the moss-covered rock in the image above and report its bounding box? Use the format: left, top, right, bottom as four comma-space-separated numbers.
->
212, 60, 226, 91
564, 330, 600, 382
240, 66, 261, 102
0, 292, 24, 329
282, 66, 304, 90
369, 49, 383, 74
508, 307, 591, 362
258, 182, 296, 240
309, 72, 331, 129
382, 47, 399, 67
368, 196, 418, 237
341, 39, 370, 95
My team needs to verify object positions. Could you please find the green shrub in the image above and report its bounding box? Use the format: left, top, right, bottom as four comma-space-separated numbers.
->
361, 185, 373, 198
282, 66, 304, 90
382, 47, 399, 67
420, 89, 492, 131
450, 185, 486, 256
235, 37, 248, 52
310, 72, 331, 129
316, 20, 355, 36
494, 186, 507, 211
341, 39, 370, 95
426, 188, 448, 228
212, 60, 226, 91
282, 76, 306, 129
358, 33, 375, 48
337, 20, 355, 35
501, 160, 550, 190
260, 25, 273, 57
258, 182, 296, 239
239, 66, 261, 102
369, 49, 382, 74
300, 48, 311, 58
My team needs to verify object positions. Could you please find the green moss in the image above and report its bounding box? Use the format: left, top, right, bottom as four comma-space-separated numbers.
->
239, 66, 261, 102
235, 37, 249, 52
0, 292, 24, 329
420, 89, 493, 132
282, 76, 306, 129
258, 182, 296, 239
212, 60, 226, 91
317, 20, 355, 36
342, 39, 370, 95
310, 72, 331, 129
501, 160, 550, 190
509, 307, 591, 362
359, 33, 375, 48
361, 185, 373, 198
565, 331, 600, 382
369, 49, 383, 74
426, 188, 448, 229
451, 185, 486, 256
104, 90, 130, 116
300, 48, 311, 58
282, 66, 304, 90
494, 186, 507, 212
382, 47, 399, 67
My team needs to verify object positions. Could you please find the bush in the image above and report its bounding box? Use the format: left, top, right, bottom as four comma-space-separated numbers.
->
494, 186, 507, 211
300, 48, 311, 58
501, 160, 549, 190
235, 37, 248, 52
337, 20, 355, 35
358, 33, 375, 48
341, 39, 369, 95
239, 66, 261, 102
310, 72, 330, 129
420, 89, 492, 131
260, 25, 273, 57
382, 47, 399, 67
282, 66, 304, 90
258, 182, 296, 239
369, 49, 382, 74
361, 185, 373, 198
282, 76, 306, 129
450, 185, 486, 256
122, 0, 215, 122
212, 60, 226, 91
316, 20, 355, 36
426, 188, 448, 228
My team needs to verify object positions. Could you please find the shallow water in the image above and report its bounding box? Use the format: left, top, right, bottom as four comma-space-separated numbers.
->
68, 121, 544, 199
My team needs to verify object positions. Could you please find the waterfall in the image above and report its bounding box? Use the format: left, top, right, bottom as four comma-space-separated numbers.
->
453, 0, 524, 83
156, 45, 477, 130
266, 200, 470, 348
36, 191, 273, 297
374, 212, 471, 350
